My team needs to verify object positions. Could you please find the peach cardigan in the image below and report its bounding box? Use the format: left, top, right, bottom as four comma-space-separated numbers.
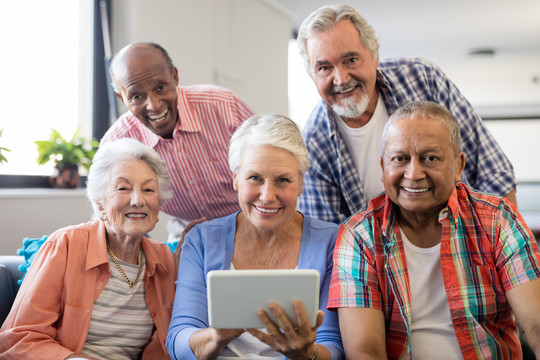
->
0, 220, 175, 359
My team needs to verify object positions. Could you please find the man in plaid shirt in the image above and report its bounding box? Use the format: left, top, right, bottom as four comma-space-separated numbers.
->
328, 101, 540, 359
296, 5, 516, 224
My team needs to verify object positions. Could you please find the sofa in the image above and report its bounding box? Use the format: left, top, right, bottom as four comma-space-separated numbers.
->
0, 255, 24, 325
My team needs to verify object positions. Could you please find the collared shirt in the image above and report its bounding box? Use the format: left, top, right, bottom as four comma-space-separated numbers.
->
298, 57, 516, 224
102, 84, 255, 223
328, 183, 540, 359
0, 220, 175, 360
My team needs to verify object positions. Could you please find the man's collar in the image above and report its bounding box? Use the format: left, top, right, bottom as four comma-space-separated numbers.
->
375, 68, 399, 115
442, 185, 461, 226
175, 86, 201, 133
380, 186, 461, 239
381, 194, 398, 238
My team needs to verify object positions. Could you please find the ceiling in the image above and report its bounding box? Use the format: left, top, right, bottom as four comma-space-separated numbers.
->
271, 0, 540, 115
272, 0, 540, 62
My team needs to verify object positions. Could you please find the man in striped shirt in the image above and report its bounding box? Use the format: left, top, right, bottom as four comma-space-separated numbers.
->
328, 101, 540, 359
102, 42, 254, 239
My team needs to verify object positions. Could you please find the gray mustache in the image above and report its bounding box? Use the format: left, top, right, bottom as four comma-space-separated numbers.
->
331, 80, 365, 95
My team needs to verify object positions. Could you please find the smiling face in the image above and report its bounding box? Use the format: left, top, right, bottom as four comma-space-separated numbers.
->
306, 20, 379, 123
381, 117, 465, 221
114, 44, 179, 138
99, 159, 161, 242
233, 145, 303, 233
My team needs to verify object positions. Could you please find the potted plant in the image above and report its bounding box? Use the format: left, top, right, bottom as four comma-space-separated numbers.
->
35, 128, 99, 188
0, 129, 10, 164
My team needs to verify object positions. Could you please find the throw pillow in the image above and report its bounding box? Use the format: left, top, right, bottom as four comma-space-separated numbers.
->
16, 235, 48, 285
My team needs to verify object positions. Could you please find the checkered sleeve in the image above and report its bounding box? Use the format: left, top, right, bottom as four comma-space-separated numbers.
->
495, 200, 540, 290
328, 219, 382, 310
298, 106, 349, 224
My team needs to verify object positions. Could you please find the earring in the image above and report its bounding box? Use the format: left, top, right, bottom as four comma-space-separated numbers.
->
156, 216, 159, 223
100, 212, 107, 221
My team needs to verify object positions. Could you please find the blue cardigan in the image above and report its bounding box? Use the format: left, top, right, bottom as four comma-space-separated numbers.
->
166, 211, 344, 359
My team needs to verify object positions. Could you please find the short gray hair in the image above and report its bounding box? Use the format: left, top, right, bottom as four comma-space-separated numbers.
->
86, 138, 172, 218
297, 5, 380, 73
228, 114, 310, 176
381, 101, 462, 155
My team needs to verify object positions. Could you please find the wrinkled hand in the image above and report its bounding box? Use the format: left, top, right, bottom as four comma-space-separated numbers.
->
190, 327, 245, 359
174, 217, 206, 275
214, 328, 245, 344
247, 300, 324, 360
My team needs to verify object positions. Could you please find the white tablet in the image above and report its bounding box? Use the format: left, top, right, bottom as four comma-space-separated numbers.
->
207, 269, 320, 329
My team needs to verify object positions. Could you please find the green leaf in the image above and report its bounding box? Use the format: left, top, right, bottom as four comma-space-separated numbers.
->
0, 129, 11, 164
35, 127, 99, 168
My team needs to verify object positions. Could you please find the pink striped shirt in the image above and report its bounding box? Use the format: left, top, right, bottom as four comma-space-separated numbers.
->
101, 84, 254, 223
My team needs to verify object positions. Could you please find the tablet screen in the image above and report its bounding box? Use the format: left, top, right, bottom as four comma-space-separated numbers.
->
207, 269, 320, 329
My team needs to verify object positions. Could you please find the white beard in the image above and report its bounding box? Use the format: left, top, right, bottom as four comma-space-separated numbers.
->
332, 93, 370, 119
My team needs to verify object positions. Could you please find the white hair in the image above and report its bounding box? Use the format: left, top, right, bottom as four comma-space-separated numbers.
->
86, 138, 172, 218
297, 4, 380, 74
228, 114, 310, 176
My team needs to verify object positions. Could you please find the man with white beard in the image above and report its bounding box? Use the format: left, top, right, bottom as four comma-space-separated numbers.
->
296, 4, 517, 224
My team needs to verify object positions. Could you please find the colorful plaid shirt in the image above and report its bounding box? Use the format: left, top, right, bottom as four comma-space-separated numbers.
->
328, 182, 540, 359
102, 84, 254, 223
298, 57, 516, 224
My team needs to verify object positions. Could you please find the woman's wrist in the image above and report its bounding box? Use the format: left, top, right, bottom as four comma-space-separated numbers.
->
307, 343, 320, 360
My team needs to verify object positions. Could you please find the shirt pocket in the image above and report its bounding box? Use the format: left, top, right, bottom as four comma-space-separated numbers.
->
56, 304, 91, 351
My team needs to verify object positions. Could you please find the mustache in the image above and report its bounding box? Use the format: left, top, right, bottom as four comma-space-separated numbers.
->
330, 80, 365, 95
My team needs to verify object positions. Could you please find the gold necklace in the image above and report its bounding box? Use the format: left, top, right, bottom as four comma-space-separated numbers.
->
244, 216, 288, 269
106, 242, 144, 288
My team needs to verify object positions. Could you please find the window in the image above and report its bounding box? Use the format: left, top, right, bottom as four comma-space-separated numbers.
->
484, 119, 540, 182
287, 39, 319, 130
0, 0, 92, 176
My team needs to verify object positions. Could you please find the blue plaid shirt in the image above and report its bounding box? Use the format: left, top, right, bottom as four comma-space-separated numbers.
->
298, 57, 516, 224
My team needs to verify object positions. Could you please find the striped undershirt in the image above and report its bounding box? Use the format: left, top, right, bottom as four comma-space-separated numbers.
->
80, 254, 154, 359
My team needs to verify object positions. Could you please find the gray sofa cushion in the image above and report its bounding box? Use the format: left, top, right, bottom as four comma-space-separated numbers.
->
0, 255, 24, 325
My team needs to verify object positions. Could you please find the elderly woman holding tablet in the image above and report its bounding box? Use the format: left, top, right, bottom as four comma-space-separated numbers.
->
166, 114, 343, 360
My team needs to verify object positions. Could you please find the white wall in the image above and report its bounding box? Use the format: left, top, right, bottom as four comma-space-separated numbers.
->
440, 54, 540, 116
111, 0, 291, 115
0, 190, 91, 255
0, 189, 172, 255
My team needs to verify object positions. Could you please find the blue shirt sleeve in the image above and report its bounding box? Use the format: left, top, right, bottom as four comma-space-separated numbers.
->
166, 225, 207, 360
